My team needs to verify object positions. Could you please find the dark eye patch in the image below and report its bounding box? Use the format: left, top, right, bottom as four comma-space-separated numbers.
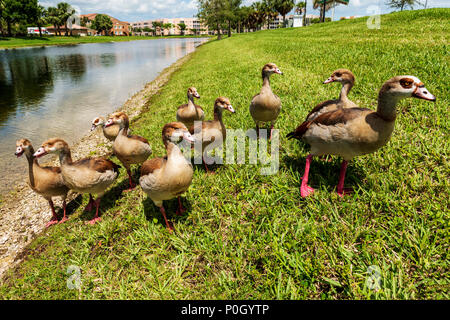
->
400, 78, 414, 88
335, 72, 342, 77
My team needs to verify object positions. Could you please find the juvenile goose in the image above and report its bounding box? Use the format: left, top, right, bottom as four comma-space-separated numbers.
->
15, 139, 69, 227
189, 97, 235, 173
287, 76, 436, 197
176, 87, 204, 128
306, 69, 358, 121
91, 116, 122, 142
139, 122, 195, 231
105, 112, 152, 190
249, 63, 283, 139
34, 138, 120, 224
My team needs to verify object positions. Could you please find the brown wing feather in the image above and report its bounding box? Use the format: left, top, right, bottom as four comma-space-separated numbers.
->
73, 157, 120, 173
41, 166, 62, 174
177, 103, 188, 110
141, 157, 167, 176
305, 99, 337, 120
128, 135, 149, 144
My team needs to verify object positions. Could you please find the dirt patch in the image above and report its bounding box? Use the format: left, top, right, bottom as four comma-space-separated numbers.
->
0, 52, 194, 281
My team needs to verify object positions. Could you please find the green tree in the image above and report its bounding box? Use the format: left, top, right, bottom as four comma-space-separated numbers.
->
386, 0, 422, 11
198, 0, 227, 39
272, 0, 295, 27
91, 14, 112, 35
295, 0, 307, 26
35, 4, 47, 37
57, 2, 75, 36
152, 20, 162, 36
162, 22, 172, 35
177, 22, 186, 35
3, 0, 39, 36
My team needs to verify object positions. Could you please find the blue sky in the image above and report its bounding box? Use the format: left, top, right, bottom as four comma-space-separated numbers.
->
40, 0, 449, 23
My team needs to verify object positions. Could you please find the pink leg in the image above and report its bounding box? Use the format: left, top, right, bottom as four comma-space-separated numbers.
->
46, 200, 59, 228
300, 154, 315, 198
160, 206, 174, 232
176, 197, 186, 216
336, 160, 352, 197
59, 200, 68, 224
269, 124, 274, 140
123, 169, 136, 192
87, 198, 102, 225
84, 194, 94, 212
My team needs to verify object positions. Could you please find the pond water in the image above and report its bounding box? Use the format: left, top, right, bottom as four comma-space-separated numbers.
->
0, 38, 207, 195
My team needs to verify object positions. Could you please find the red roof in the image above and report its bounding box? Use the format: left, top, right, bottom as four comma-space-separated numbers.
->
81, 13, 129, 25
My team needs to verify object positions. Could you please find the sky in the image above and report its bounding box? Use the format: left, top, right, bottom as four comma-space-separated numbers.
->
39, 0, 449, 23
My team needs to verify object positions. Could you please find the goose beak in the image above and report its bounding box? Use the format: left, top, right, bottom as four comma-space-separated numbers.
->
227, 105, 235, 113
195, 93, 200, 99
412, 85, 436, 102
15, 148, 24, 157
183, 132, 195, 143
104, 119, 114, 127
323, 77, 334, 84
33, 147, 47, 158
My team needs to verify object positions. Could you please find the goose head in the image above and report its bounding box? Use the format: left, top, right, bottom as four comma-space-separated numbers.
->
262, 63, 283, 78
91, 116, 106, 131
34, 138, 69, 158
105, 111, 129, 129
214, 96, 235, 113
162, 122, 195, 146
15, 139, 32, 158
379, 76, 436, 102
187, 87, 200, 100
323, 69, 355, 85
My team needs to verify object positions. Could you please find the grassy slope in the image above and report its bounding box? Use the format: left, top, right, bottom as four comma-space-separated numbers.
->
0, 35, 209, 49
0, 9, 448, 299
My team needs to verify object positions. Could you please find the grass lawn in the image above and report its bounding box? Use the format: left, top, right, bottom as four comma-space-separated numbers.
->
0, 8, 448, 299
0, 35, 210, 49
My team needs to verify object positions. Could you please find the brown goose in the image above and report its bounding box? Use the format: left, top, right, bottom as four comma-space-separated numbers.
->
15, 139, 69, 227
34, 138, 120, 224
105, 112, 152, 191
139, 122, 195, 231
287, 76, 436, 197
189, 97, 235, 173
249, 63, 283, 139
176, 87, 204, 128
306, 69, 358, 121
91, 116, 122, 142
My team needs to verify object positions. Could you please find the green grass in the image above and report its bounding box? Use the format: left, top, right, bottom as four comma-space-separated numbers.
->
0, 35, 210, 49
0, 8, 448, 299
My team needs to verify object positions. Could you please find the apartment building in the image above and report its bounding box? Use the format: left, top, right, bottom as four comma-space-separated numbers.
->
81, 14, 132, 36
132, 17, 211, 36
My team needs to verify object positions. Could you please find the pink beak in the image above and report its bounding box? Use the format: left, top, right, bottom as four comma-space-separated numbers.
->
323, 77, 335, 84
33, 147, 47, 158
412, 85, 436, 102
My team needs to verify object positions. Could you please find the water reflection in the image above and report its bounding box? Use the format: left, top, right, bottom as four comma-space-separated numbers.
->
0, 38, 206, 194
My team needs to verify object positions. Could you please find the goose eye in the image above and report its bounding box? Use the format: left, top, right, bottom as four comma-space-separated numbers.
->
400, 78, 414, 88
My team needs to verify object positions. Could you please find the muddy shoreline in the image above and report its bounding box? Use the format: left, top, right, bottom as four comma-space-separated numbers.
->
0, 51, 195, 281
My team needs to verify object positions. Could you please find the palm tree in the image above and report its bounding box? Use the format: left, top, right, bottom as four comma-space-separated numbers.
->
386, 0, 422, 11
295, 0, 307, 26
177, 22, 186, 35
57, 2, 75, 36
272, 0, 296, 27
36, 5, 47, 37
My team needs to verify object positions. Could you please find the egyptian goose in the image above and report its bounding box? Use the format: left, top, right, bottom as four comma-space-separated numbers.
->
34, 138, 120, 224
139, 122, 195, 231
15, 139, 69, 227
176, 87, 204, 128
105, 112, 152, 190
306, 69, 358, 121
91, 116, 122, 142
287, 76, 436, 197
249, 63, 283, 139
189, 97, 235, 173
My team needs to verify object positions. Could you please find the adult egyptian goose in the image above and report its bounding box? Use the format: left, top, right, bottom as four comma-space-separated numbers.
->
91, 116, 122, 142
34, 138, 120, 224
189, 97, 235, 173
15, 139, 69, 227
287, 76, 436, 197
105, 112, 152, 190
306, 69, 358, 121
139, 122, 195, 231
176, 87, 204, 128
249, 63, 283, 139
